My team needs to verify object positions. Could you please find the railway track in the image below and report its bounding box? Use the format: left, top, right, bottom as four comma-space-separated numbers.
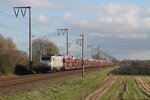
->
0, 67, 100, 88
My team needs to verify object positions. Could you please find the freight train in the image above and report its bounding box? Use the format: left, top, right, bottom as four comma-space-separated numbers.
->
39, 55, 114, 72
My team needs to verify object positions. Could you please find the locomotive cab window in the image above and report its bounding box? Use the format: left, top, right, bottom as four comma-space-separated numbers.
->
41, 57, 51, 61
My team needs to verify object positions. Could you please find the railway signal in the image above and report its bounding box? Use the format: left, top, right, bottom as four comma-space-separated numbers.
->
13, 7, 32, 72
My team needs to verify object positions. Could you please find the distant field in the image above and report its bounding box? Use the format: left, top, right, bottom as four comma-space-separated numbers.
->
1, 66, 150, 100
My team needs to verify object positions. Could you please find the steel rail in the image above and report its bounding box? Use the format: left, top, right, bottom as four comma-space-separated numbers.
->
0, 68, 98, 87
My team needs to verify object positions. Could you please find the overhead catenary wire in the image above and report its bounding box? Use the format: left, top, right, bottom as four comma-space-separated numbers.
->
0, 23, 27, 33
0, 10, 56, 37
0, 9, 115, 61
0, 10, 28, 25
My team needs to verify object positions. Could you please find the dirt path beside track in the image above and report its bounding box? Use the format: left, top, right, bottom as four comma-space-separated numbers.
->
85, 75, 116, 100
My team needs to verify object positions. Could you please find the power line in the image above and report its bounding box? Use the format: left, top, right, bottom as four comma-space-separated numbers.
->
0, 10, 54, 37
0, 10, 42, 34
0, 10, 28, 25
0, 23, 27, 32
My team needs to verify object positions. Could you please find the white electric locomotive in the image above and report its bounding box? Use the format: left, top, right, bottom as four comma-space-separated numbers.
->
39, 55, 63, 72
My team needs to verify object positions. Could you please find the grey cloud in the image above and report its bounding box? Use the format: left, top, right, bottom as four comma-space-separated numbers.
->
63, 3, 150, 60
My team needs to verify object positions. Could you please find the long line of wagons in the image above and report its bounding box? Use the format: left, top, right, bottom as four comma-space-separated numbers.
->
39, 55, 114, 72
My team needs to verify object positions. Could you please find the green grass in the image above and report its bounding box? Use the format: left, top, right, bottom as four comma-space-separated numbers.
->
1, 67, 116, 100
122, 76, 147, 100
1, 66, 150, 100
143, 76, 150, 84
99, 75, 149, 100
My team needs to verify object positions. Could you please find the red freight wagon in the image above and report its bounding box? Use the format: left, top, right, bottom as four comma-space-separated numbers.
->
75, 58, 81, 69
63, 56, 76, 70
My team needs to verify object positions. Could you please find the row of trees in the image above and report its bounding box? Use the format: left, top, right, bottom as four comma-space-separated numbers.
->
121, 60, 150, 67
0, 34, 28, 74
0, 34, 59, 75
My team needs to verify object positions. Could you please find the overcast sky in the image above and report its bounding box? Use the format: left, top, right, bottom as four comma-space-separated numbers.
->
1, 0, 150, 60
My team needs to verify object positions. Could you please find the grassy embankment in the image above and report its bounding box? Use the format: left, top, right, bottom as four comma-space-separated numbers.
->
0, 67, 116, 100
1, 66, 150, 100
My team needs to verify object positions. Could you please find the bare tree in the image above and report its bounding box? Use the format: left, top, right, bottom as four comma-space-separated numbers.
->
32, 38, 59, 66
0, 34, 28, 75
93, 51, 100, 60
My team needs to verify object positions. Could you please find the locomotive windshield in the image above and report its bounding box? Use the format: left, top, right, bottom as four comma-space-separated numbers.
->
41, 56, 51, 61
